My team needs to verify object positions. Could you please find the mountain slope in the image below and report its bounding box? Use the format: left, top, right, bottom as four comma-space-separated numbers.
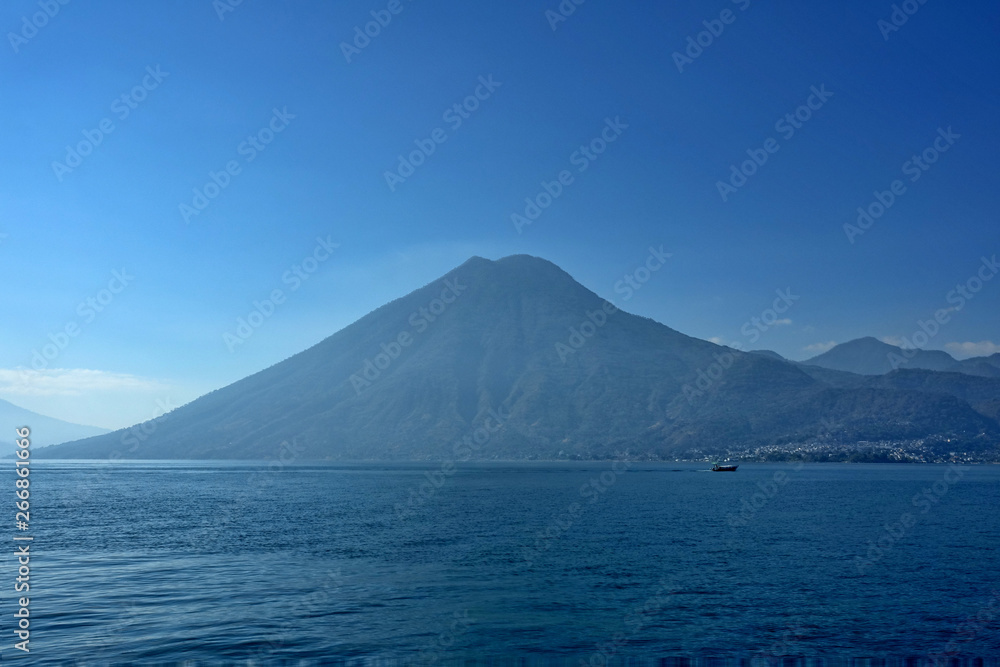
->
38, 256, 999, 460
953, 353, 1000, 378
804, 337, 960, 375
863, 369, 1000, 422
0, 399, 109, 448
748, 349, 786, 361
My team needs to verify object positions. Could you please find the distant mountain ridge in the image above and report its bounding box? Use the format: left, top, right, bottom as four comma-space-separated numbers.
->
37, 255, 1000, 461
0, 399, 109, 448
803, 337, 1000, 377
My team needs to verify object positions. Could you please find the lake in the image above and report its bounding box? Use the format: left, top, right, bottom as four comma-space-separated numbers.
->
10, 460, 1000, 663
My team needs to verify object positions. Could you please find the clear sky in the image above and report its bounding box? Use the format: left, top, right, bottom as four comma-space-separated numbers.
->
1, 0, 998, 429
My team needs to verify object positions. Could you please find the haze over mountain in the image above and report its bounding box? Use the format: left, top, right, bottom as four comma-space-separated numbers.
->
953, 353, 1000, 378
804, 337, 1000, 377
38, 256, 1000, 461
0, 399, 109, 449
863, 369, 1000, 423
749, 350, 787, 362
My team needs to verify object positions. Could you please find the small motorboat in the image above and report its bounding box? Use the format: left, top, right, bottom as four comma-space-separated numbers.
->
711, 463, 738, 472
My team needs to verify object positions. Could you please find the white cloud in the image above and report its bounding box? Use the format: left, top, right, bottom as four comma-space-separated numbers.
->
773, 318, 792, 326
880, 335, 906, 347
803, 341, 836, 355
708, 336, 726, 345
0, 368, 165, 396
945, 341, 1000, 359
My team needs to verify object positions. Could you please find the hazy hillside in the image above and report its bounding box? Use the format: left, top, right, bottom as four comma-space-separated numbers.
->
37, 256, 1000, 461
953, 354, 1000, 378
863, 369, 1000, 421
804, 337, 961, 375
748, 350, 786, 361
0, 399, 109, 448
804, 338, 1000, 379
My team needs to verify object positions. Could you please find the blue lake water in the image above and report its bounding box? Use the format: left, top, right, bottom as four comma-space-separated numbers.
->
7, 461, 1000, 664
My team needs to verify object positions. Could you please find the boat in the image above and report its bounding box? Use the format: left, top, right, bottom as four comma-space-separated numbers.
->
711, 463, 738, 472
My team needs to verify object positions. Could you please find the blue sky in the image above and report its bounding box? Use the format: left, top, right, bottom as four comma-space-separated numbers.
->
1, 0, 998, 429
